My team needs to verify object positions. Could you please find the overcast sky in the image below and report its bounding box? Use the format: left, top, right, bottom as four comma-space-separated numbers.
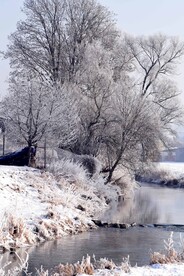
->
1, 0, 184, 100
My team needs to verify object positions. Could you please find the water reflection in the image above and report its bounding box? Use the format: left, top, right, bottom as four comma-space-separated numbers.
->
102, 184, 184, 224
102, 190, 160, 224
0, 246, 34, 274
12, 228, 184, 273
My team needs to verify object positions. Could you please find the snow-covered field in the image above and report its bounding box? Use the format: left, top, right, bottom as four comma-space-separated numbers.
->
138, 162, 184, 186
158, 162, 184, 178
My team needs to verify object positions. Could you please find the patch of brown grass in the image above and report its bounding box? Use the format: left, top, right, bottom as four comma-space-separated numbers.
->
38, 255, 94, 276
36, 255, 132, 276
0, 213, 36, 251
150, 232, 180, 264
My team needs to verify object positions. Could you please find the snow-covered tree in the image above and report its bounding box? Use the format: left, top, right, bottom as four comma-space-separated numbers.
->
124, 34, 184, 151
101, 35, 184, 181
1, 74, 80, 148
70, 41, 115, 155
6, 0, 118, 83
125, 34, 184, 96
4, 0, 184, 182
102, 83, 160, 182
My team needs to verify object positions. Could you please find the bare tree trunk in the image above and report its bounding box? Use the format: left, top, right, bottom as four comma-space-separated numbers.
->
28, 145, 37, 167
105, 146, 125, 184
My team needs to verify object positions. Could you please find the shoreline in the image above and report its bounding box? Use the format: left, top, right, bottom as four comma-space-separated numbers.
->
0, 165, 120, 253
136, 162, 184, 188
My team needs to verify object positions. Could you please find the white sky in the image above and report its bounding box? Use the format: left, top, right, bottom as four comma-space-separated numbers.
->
0, 0, 184, 102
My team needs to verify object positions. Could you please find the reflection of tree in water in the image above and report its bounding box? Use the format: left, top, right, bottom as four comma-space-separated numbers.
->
102, 188, 161, 224
131, 190, 159, 223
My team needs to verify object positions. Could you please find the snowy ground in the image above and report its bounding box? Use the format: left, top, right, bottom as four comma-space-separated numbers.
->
36, 256, 184, 276
84, 263, 184, 276
137, 162, 184, 186
158, 162, 184, 178
0, 165, 120, 251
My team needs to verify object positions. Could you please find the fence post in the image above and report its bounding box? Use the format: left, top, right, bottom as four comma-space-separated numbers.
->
44, 137, 47, 169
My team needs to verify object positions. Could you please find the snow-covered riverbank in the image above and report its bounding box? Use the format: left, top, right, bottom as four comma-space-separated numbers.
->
33, 254, 184, 276
137, 162, 184, 187
159, 162, 184, 177
0, 165, 120, 252
85, 263, 184, 276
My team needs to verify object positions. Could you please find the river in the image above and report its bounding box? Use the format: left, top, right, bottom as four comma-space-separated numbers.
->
2, 183, 184, 273
102, 182, 184, 224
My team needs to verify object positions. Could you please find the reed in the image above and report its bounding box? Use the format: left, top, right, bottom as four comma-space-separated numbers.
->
150, 232, 181, 264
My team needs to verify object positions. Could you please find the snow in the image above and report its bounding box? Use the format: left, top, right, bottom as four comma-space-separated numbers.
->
0, 167, 49, 221
0, 164, 120, 250
1, 164, 184, 275
158, 162, 184, 178
139, 162, 184, 185
83, 263, 184, 275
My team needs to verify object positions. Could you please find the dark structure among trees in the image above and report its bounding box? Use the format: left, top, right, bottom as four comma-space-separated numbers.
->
0, 146, 36, 167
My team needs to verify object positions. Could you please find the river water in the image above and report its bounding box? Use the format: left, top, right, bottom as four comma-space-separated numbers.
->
2, 183, 184, 273
102, 183, 184, 224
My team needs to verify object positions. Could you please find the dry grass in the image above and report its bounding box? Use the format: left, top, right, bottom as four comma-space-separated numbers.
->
150, 232, 184, 264
93, 256, 116, 270
36, 255, 94, 276
0, 213, 36, 252
121, 256, 131, 273
0, 252, 30, 276
0, 211, 81, 250
35, 255, 132, 276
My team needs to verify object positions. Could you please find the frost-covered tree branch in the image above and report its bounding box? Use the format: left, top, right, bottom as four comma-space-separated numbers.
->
1, 74, 79, 148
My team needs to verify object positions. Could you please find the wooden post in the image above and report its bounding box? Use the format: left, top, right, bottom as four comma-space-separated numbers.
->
44, 137, 47, 169
28, 145, 37, 168
2, 133, 5, 155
